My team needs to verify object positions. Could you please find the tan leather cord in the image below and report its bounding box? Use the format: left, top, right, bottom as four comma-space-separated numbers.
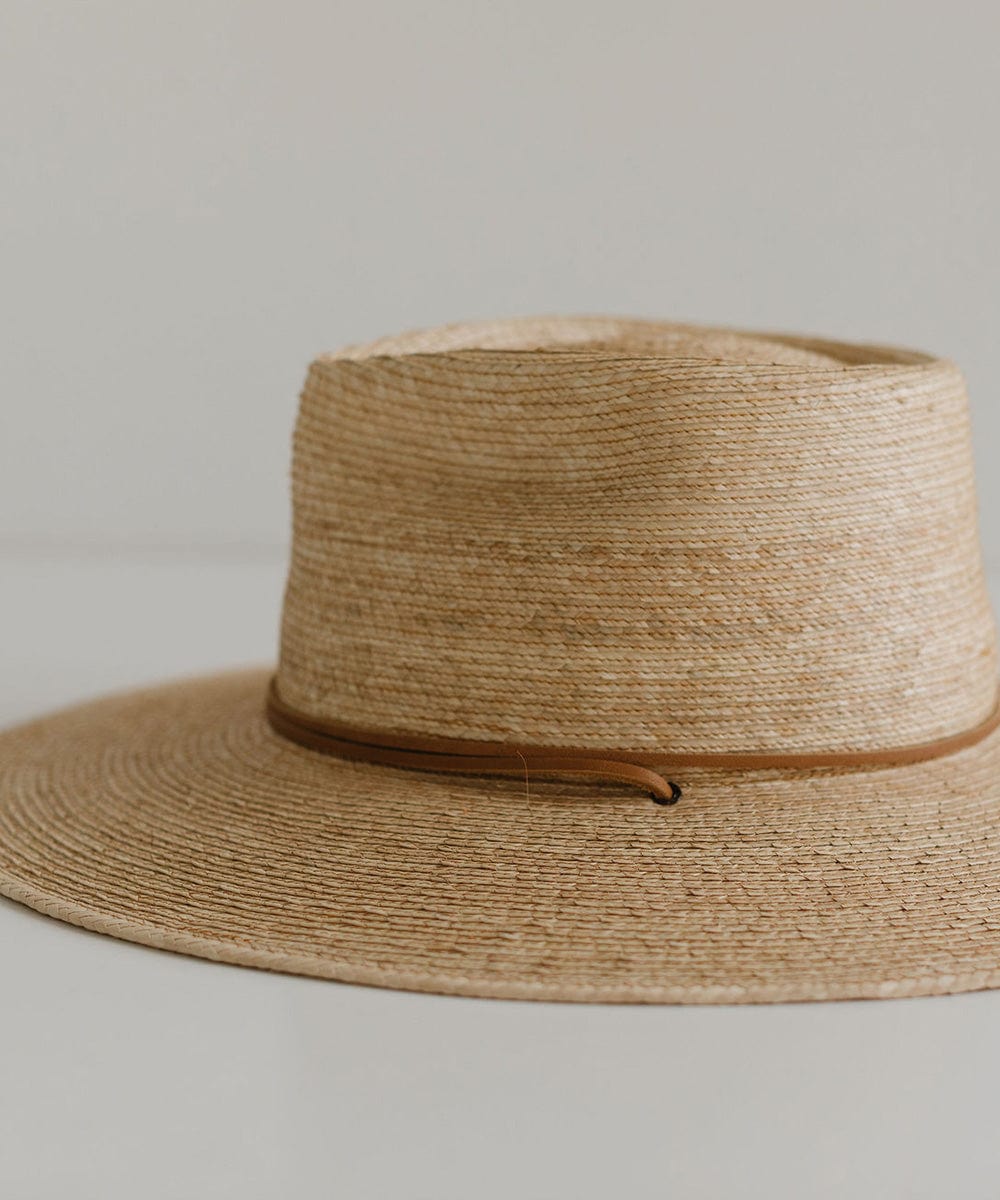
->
265, 678, 1000, 804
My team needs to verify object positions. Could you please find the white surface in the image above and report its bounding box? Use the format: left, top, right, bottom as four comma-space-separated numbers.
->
3, 555, 1000, 1199
3, 0, 1000, 561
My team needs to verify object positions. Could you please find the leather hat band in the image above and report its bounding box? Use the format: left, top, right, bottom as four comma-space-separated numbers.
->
266, 678, 1000, 806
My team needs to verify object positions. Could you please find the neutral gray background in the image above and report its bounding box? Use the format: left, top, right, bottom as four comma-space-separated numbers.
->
2, 0, 1000, 560
3, 3, 1000, 1198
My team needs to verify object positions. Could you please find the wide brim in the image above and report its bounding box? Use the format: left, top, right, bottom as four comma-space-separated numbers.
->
3, 668, 1000, 1003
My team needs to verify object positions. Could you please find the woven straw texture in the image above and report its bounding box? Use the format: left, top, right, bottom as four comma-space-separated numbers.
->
1, 317, 998, 1003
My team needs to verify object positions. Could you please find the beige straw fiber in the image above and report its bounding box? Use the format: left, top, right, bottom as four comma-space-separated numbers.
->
2, 316, 1000, 1003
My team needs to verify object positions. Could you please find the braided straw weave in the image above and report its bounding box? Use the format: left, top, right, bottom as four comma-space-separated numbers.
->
2, 316, 1000, 1003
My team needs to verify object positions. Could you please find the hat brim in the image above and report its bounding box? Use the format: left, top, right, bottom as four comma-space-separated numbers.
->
3, 667, 1000, 1003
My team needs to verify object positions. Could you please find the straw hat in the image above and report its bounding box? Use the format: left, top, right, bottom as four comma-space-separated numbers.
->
3, 316, 1000, 1004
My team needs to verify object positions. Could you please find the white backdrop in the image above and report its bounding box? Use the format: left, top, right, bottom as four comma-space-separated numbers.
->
2, 0, 999, 561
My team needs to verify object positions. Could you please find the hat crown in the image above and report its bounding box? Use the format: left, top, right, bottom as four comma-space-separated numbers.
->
276, 318, 997, 755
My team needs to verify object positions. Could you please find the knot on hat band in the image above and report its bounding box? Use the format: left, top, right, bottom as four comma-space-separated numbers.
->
265, 679, 1000, 803
266, 680, 680, 803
